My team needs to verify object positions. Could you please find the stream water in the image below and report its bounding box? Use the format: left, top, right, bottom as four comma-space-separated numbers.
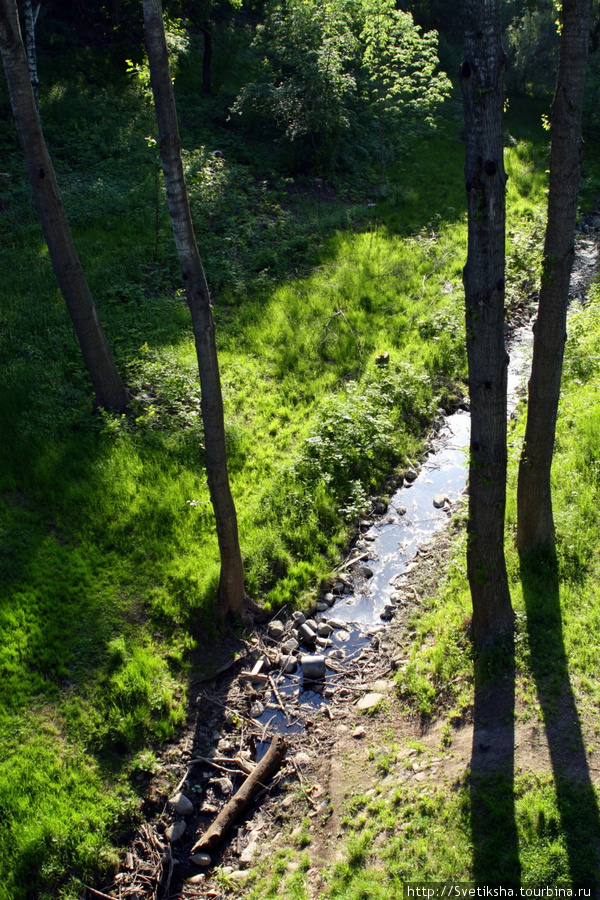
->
257, 328, 534, 735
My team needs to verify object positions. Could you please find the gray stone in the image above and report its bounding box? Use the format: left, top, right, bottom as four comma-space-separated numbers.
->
380, 604, 395, 621
282, 638, 299, 652
268, 620, 285, 640
294, 751, 311, 767
280, 655, 298, 674
323, 593, 336, 606
336, 629, 350, 642
389, 591, 404, 604
395, 506, 407, 516
356, 692, 384, 711
405, 469, 418, 482
213, 776, 234, 794
305, 618, 317, 630
186, 874, 205, 884
165, 820, 187, 843
373, 499, 388, 514
250, 701, 265, 718
433, 493, 447, 509
317, 623, 333, 637
364, 533, 376, 541
357, 565, 374, 579
316, 602, 329, 612
240, 840, 258, 867
190, 853, 212, 867
329, 648, 346, 660
352, 726, 366, 739
332, 582, 346, 595
327, 618, 345, 629
291, 611, 306, 625
168, 793, 194, 816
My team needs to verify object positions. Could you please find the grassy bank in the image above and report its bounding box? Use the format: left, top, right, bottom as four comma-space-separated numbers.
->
0, 29, 592, 898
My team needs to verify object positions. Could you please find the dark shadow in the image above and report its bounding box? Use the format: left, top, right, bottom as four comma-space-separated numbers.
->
469, 633, 521, 884
520, 547, 600, 884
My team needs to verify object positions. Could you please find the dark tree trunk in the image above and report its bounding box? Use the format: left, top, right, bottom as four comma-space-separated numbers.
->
0, 0, 128, 411
459, 0, 513, 645
517, 0, 591, 553
143, 0, 246, 617
200, 23, 212, 94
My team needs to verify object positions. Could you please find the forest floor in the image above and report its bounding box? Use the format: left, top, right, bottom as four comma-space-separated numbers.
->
98, 222, 600, 900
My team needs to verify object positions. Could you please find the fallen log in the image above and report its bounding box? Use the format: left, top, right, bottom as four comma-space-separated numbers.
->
190, 734, 287, 854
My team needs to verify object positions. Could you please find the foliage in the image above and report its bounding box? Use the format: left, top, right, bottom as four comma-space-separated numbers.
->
231, 0, 450, 172
504, 0, 560, 98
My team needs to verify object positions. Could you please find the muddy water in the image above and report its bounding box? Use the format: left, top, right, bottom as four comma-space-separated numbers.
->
257, 330, 533, 731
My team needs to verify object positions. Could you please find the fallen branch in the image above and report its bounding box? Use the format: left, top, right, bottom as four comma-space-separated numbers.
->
190, 734, 287, 855
268, 674, 290, 724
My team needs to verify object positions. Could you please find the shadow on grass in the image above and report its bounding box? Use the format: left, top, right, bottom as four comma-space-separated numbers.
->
469, 632, 521, 885
520, 547, 600, 884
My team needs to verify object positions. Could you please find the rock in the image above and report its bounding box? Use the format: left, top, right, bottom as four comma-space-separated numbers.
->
239, 840, 258, 867
389, 591, 404, 604
396, 506, 407, 515
405, 469, 418, 482
186, 874, 205, 884
200, 802, 218, 815
229, 870, 248, 881
294, 751, 311, 767
282, 637, 299, 652
316, 602, 329, 612
373, 498, 388, 514
165, 820, 187, 843
317, 622, 333, 637
352, 726, 366, 739
190, 853, 212, 867
329, 648, 346, 660
364, 533, 376, 541
316, 637, 332, 648
305, 618, 317, 630
380, 604, 395, 621
332, 582, 346, 595
291, 611, 306, 625
336, 629, 350, 642
282, 795, 294, 809
357, 565, 374, 578
327, 618, 345, 629
433, 493, 448, 509
323, 593, 336, 606
359, 519, 373, 530
250, 701, 265, 718
280, 655, 297, 674
268, 620, 285, 640
356, 692, 384, 711
168, 793, 194, 816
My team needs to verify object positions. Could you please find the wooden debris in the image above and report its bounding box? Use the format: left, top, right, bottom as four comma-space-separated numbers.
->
190, 734, 287, 855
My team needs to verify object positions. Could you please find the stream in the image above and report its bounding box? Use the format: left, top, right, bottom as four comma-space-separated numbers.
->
256, 327, 535, 737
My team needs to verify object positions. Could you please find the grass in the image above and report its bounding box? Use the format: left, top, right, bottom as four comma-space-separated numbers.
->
1, 19, 598, 899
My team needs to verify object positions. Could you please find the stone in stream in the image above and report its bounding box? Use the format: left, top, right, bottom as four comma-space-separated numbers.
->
380, 604, 395, 621
336, 630, 350, 642
405, 469, 418, 482
250, 700, 265, 718
168, 793, 194, 816
323, 593, 336, 606
165, 820, 187, 843
317, 622, 334, 638
357, 692, 384, 711
327, 618, 346, 629
357, 565, 374, 578
190, 853, 212, 867
291, 611, 306, 625
268, 620, 285, 641
433, 494, 448, 509
329, 648, 346, 660
316, 602, 329, 612
395, 506, 407, 515
282, 637, 299, 652
280, 654, 297, 674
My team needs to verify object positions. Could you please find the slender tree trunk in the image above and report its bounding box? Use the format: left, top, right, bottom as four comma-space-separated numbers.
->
143, 0, 246, 617
0, 0, 128, 411
459, 0, 513, 645
517, 0, 591, 552
200, 23, 212, 95
21, 0, 39, 106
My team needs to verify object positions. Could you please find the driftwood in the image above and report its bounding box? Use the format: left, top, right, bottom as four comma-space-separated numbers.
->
190, 734, 287, 854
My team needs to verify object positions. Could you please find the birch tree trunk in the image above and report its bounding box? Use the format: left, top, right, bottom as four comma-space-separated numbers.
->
142, 0, 247, 617
0, 0, 129, 411
517, 0, 591, 552
459, 0, 513, 645
20, 0, 38, 106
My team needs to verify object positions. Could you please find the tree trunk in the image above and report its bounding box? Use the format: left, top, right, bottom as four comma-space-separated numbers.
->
21, 0, 39, 106
200, 23, 212, 95
459, 0, 513, 645
0, 0, 129, 411
516, 0, 591, 552
143, 0, 246, 617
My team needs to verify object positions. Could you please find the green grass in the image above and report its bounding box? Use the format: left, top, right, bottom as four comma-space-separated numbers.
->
2, 24, 596, 899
